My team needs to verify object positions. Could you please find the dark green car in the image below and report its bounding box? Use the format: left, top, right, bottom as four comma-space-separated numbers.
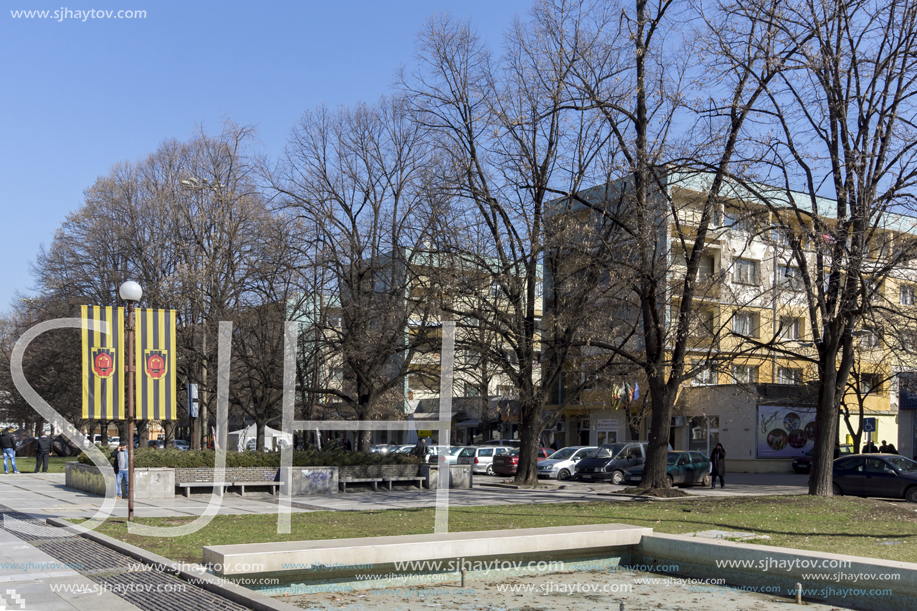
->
623, 451, 712, 487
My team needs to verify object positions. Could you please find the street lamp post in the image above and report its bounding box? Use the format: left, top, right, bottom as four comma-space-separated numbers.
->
119, 280, 142, 521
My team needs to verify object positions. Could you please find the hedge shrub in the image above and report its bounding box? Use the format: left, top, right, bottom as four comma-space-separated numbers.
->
78, 447, 421, 468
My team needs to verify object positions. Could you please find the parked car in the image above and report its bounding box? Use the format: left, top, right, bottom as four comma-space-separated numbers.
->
370, 444, 393, 454
422, 445, 465, 464
624, 451, 712, 487
146, 440, 163, 448
492, 448, 552, 476
392, 445, 416, 454
457, 446, 512, 475
479, 439, 522, 448
575, 442, 669, 484
833, 454, 917, 502
792, 444, 854, 474
107, 436, 121, 448
537, 446, 598, 480
172, 440, 190, 451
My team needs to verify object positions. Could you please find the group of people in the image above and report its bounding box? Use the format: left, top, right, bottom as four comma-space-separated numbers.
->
0, 428, 53, 474
862, 439, 898, 454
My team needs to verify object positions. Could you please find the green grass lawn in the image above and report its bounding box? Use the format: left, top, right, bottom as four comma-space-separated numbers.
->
79, 495, 917, 565
4, 455, 71, 473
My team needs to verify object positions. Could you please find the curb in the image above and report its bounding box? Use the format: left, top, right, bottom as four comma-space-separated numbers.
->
478, 482, 561, 490
45, 517, 300, 611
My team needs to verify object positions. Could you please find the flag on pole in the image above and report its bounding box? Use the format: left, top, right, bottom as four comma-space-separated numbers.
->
135, 308, 177, 420
81, 305, 125, 420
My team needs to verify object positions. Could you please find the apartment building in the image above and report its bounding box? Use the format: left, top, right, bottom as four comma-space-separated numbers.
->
549, 171, 917, 469
295, 249, 540, 446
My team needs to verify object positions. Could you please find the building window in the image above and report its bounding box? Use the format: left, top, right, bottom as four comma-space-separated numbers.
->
778, 265, 804, 290
724, 207, 755, 233
901, 285, 916, 306
698, 255, 715, 280
777, 367, 802, 385
860, 328, 881, 349
733, 311, 757, 337
733, 365, 758, 384
860, 374, 879, 395
692, 360, 716, 386
693, 309, 715, 337
770, 227, 789, 245
780, 317, 802, 341
733, 259, 759, 285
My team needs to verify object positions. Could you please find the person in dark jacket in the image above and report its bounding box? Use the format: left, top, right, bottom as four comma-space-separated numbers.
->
110, 443, 129, 499
709, 443, 726, 489
0, 428, 19, 474
34, 433, 52, 473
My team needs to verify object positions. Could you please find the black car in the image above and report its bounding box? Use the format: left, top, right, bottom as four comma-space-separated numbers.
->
833, 454, 917, 502
575, 442, 649, 485
793, 444, 854, 473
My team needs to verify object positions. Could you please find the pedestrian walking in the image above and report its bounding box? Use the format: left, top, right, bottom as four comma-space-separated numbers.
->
709, 443, 726, 489
34, 432, 52, 473
879, 440, 889, 453
863, 439, 878, 453
887, 443, 899, 454
111, 443, 129, 499
0, 428, 20, 474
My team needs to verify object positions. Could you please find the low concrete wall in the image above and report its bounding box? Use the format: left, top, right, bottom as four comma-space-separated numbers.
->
204, 524, 651, 576
280, 467, 338, 495
65, 461, 175, 499
634, 532, 917, 611
419, 464, 472, 489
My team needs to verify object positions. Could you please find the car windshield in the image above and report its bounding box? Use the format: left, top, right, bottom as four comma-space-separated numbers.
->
667, 453, 679, 465
886, 456, 917, 472
588, 444, 626, 459
449, 447, 464, 456
459, 447, 475, 457
549, 447, 577, 460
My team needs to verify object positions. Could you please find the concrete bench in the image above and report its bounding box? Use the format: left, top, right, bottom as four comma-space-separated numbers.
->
233, 481, 281, 497
339, 477, 381, 492
178, 482, 230, 497
381, 476, 426, 490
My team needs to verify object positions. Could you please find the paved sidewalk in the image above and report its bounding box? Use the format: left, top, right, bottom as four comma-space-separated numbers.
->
0, 471, 812, 520
0, 527, 141, 611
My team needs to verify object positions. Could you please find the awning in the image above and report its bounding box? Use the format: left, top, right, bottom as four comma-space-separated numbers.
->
454, 419, 482, 429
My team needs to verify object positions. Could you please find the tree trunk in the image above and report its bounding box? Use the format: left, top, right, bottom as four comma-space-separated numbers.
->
810, 365, 840, 496
642, 381, 674, 488
514, 404, 543, 485
256, 422, 266, 452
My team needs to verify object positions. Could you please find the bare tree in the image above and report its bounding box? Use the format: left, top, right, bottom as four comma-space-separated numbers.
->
271, 98, 442, 452
733, 0, 917, 495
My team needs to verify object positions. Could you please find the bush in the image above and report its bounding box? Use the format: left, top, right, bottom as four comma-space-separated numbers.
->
77, 447, 421, 468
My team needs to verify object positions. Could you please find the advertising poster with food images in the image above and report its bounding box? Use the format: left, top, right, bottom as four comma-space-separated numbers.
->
756, 405, 817, 458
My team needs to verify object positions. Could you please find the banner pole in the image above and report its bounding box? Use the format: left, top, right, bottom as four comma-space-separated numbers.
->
126, 302, 136, 521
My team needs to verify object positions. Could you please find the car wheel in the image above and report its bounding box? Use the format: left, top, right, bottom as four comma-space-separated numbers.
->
486, 464, 494, 476
557, 469, 571, 481
666, 474, 674, 487
702, 474, 712, 487
833, 483, 843, 496
906, 487, 917, 503
611, 471, 624, 485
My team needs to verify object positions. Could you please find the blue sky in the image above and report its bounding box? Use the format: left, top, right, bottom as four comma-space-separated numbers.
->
0, 1, 529, 310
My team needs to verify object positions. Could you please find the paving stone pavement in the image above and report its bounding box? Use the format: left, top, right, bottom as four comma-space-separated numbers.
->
0, 504, 253, 611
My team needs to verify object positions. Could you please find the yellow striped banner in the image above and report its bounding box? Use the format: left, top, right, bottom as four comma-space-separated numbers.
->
81, 305, 125, 420
135, 308, 177, 420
